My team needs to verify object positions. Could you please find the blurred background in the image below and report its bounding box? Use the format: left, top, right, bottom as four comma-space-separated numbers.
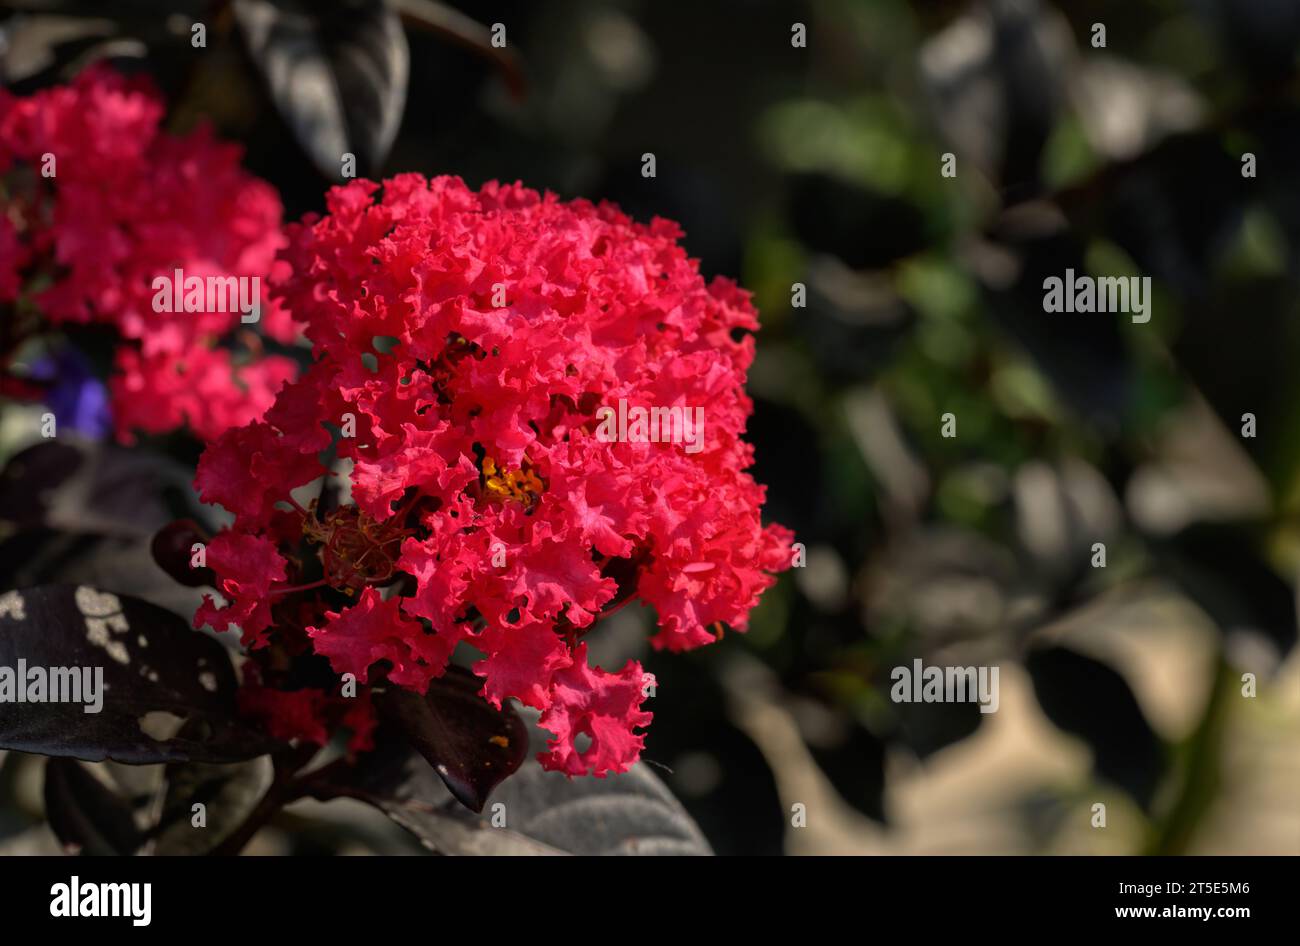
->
2, 0, 1299, 855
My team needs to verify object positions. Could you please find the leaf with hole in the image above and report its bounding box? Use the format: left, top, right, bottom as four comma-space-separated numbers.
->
0, 585, 274, 764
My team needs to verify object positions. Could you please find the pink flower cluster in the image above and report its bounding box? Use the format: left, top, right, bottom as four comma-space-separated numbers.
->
195, 174, 793, 775
0, 67, 298, 441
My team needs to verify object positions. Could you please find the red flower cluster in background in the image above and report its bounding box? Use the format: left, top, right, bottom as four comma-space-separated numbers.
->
196, 175, 793, 775
0, 67, 299, 442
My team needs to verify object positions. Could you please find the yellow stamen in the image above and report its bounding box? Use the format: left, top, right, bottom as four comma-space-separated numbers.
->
482, 456, 543, 507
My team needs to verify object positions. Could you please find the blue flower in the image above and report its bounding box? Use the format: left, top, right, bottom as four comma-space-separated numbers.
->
28, 348, 112, 439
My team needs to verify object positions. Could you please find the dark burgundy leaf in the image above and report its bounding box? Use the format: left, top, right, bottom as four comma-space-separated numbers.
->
43, 757, 141, 855
313, 715, 712, 855
0, 441, 218, 620
0, 528, 208, 625
308, 734, 559, 854
0, 441, 83, 531
0, 439, 209, 539
374, 667, 526, 812
0, 584, 274, 764
152, 753, 273, 855
463, 750, 714, 855
233, 0, 409, 180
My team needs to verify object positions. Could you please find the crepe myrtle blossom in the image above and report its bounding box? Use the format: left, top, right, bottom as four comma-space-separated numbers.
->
195, 174, 794, 776
0, 67, 299, 442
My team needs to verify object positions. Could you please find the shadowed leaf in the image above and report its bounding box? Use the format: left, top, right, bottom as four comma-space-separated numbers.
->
43, 757, 141, 855
313, 715, 712, 855
152, 754, 274, 855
